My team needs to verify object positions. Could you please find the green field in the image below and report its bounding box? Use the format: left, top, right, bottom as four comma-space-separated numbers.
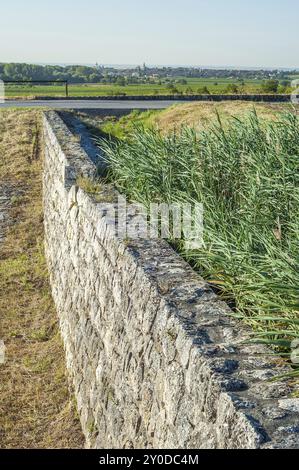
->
4, 78, 269, 98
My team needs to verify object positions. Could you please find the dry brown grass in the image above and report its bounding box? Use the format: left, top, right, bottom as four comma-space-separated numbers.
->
0, 109, 84, 448
150, 101, 298, 133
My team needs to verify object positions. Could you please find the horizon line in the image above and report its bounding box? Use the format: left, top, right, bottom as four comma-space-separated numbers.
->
1, 62, 299, 71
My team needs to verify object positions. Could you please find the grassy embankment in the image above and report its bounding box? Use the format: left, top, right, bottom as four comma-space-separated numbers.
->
97, 102, 299, 377
0, 109, 84, 448
96, 101, 292, 138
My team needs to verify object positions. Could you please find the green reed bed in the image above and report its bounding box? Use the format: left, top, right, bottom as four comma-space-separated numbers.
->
98, 111, 299, 372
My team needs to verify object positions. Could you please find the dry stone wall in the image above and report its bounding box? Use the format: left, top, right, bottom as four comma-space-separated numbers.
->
43, 110, 299, 449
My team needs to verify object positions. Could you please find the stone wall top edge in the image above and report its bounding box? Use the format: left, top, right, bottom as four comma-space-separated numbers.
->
43, 111, 96, 181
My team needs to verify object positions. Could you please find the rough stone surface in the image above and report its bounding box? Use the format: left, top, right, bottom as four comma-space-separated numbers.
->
43, 110, 299, 449
279, 399, 299, 414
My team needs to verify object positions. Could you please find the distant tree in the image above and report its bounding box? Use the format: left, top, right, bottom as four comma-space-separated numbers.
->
116, 77, 126, 86
280, 80, 291, 88
278, 82, 291, 94
262, 79, 279, 93
114, 91, 127, 96
89, 73, 98, 83
185, 86, 193, 95
0, 62, 105, 84
197, 86, 210, 94
165, 83, 179, 94
277, 85, 287, 94
225, 84, 239, 94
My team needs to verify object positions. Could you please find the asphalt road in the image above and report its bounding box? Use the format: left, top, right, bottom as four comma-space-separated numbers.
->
0, 99, 179, 109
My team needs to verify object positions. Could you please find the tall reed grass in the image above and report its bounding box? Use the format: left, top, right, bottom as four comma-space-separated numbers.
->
98, 111, 299, 372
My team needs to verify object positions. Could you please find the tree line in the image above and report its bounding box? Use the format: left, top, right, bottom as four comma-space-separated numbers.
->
0, 63, 103, 83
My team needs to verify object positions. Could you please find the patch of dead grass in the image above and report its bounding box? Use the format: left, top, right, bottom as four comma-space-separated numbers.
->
0, 109, 84, 448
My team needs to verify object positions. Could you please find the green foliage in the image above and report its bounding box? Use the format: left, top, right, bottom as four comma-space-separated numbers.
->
165, 83, 180, 94
0, 62, 103, 83
262, 79, 279, 93
225, 83, 239, 94
281, 80, 291, 88
100, 110, 158, 139
185, 86, 194, 94
116, 77, 126, 86
0, 63, 293, 98
197, 86, 210, 94
98, 111, 299, 368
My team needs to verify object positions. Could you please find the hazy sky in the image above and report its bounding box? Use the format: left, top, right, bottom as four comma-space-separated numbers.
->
0, 0, 298, 67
